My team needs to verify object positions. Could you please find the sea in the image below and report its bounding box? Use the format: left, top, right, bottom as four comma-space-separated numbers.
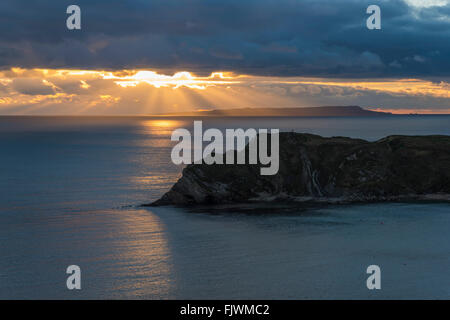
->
0, 115, 449, 299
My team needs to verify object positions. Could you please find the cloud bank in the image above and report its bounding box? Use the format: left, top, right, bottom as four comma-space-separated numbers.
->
0, 0, 449, 79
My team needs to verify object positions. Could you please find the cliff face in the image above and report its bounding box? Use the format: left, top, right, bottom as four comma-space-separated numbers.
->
151, 133, 450, 206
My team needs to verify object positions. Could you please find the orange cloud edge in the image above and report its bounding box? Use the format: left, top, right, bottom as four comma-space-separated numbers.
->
0, 67, 449, 115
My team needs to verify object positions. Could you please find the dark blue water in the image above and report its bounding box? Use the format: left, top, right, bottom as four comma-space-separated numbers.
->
0, 116, 449, 299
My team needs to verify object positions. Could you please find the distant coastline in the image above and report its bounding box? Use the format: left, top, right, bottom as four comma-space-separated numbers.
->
153, 106, 392, 117
2, 107, 450, 117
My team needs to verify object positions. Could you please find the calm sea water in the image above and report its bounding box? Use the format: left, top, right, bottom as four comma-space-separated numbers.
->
0, 115, 449, 299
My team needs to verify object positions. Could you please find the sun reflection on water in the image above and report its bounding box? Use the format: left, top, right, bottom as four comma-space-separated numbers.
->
106, 208, 175, 298
139, 119, 187, 136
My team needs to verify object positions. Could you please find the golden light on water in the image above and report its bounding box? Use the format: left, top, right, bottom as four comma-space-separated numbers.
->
151, 120, 177, 127
139, 119, 187, 138
111, 209, 175, 298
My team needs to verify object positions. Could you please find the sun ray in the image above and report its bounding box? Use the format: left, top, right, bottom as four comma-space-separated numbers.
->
1, 67, 450, 114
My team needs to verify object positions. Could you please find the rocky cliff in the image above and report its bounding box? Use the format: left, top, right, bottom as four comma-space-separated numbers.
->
150, 133, 450, 206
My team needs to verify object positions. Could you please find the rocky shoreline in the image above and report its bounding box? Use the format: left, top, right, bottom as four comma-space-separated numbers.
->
148, 133, 450, 207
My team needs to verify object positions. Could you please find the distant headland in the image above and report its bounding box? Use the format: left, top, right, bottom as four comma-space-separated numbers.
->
153, 106, 393, 117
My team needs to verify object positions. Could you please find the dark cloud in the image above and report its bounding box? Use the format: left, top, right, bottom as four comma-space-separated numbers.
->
0, 0, 449, 78
11, 78, 56, 95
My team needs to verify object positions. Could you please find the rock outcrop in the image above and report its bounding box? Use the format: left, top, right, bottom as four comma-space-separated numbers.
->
150, 133, 450, 206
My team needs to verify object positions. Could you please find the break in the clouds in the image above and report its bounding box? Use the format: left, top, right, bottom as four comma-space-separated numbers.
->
0, 0, 449, 114
0, 68, 449, 115
0, 0, 449, 78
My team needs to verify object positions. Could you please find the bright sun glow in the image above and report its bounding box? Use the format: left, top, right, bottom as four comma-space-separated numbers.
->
0, 67, 449, 115
102, 71, 239, 89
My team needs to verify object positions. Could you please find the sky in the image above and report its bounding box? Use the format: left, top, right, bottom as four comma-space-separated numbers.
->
0, 0, 449, 115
